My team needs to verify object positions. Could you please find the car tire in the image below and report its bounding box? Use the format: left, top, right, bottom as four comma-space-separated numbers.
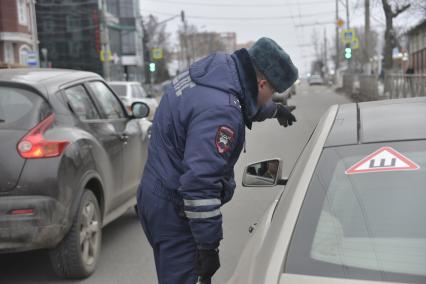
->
49, 190, 102, 279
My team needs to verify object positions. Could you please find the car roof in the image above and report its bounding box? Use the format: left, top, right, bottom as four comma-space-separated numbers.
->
108, 81, 140, 86
0, 68, 102, 97
325, 97, 426, 147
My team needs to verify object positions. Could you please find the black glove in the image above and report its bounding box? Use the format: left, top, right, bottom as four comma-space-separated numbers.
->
275, 104, 296, 127
195, 248, 220, 282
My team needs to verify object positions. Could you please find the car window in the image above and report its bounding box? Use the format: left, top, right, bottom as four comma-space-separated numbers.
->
109, 84, 127, 98
89, 81, 126, 119
0, 86, 49, 130
285, 141, 426, 283
64, 85, 100, 120
131, 84, 146, 99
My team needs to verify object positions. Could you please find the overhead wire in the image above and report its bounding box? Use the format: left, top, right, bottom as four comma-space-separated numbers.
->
141, 9, 335, 21
140, 0, 335, 8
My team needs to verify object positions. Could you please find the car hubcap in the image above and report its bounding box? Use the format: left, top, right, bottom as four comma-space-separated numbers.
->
79, 201, 100, 266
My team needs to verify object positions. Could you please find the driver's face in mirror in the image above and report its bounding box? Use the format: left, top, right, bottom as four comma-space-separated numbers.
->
264, 160, 279, 179
243, 159, 280, 187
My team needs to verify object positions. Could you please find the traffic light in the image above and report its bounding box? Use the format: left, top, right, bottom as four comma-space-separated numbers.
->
149, 62, 156, 72
344, 43, 352, 60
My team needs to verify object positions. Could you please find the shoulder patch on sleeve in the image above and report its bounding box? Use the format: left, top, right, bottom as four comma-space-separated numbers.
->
215, 125, 235, 154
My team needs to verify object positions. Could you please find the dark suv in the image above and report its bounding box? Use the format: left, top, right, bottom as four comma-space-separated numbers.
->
0, 69, 151, 279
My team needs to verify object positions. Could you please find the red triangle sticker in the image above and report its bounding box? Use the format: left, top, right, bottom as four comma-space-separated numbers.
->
345, 147, 419, 175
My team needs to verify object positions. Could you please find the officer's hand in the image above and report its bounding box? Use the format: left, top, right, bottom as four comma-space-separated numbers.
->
196, 248, 220, 280
275, 104, 296, 127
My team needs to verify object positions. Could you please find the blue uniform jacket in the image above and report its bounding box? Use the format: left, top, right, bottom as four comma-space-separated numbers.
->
141, 49, 276, 249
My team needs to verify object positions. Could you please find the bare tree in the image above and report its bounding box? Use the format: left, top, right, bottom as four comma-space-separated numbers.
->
413, 0, 426, 14
351, 27, 379, 72
381, 0, 411, 71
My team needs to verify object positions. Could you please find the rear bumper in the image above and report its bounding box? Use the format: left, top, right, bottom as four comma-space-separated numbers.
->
0, 196, 68, 252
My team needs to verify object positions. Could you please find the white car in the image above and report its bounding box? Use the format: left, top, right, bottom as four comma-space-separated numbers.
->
229, 97, 426, 284
108, 81, 158, 121
308, 74, 324, 85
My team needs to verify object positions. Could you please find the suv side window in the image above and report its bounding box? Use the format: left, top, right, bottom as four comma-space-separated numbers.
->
89, 81, 126, 119
64, 85, 100, 120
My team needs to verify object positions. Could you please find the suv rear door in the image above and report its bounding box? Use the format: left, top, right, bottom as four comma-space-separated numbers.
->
0, 86, 51, 192
63, 83, 124, 208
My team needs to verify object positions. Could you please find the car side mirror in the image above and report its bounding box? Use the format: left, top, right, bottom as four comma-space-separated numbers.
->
131, 102, 150, 119
242, 159, 286, 187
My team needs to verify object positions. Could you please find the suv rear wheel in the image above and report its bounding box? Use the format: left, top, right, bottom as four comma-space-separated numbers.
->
49, 190, 102, 279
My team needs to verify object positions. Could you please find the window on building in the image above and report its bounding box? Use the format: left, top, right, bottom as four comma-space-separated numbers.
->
66, 14, 80, 32
4, 42, 15, 64
119, 0, 135, 18
121, 31, 136, 55
17, 0, 28, 26
109, 28, 121, 56
19, 45, 31, 65
106, 0, 119, 16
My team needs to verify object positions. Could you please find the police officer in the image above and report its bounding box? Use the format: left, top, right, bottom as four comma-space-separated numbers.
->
137, 37, 298, 284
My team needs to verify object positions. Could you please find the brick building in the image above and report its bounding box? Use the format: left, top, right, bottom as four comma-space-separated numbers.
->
0, 0, 39, 67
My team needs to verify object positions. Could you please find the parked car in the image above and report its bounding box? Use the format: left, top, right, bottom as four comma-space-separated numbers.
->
108, 81, 158, 121
308, 74, 324, 85
230, 97, 426, 284
0, 69, 151, 279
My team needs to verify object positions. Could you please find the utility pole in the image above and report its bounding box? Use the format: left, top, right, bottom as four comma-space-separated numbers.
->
181, 10, 190, 69
324, 28, 327, 77
346, 0, 350, 29
335, 0, 339, 72
346, 0, 351, 71
365, 0, 371, 74
100, 0, 111, 80
30, 0, 40, 67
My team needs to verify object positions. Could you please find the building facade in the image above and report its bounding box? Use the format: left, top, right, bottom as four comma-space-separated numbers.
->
0, 0, 39, 67
36, 0, 144, 81
219, 32, 237, 54
176, 31, 237, 72
408, 19, 426, 74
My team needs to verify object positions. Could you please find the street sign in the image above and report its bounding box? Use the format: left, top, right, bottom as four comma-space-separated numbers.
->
26, 51, 38, 67
351, 37, 360, 49
152, 48, 163, 60
100, 49, 113, 62
342, 28, 355, 44
337, 18, 344, 28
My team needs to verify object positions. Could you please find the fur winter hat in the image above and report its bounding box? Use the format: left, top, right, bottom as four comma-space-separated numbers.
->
248, 37, 298, 93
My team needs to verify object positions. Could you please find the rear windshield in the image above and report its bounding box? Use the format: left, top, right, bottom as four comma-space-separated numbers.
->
130, 84, 147, 99
0, 86, 50, 130
109, 85, 127, 97
285, 141, 426, 283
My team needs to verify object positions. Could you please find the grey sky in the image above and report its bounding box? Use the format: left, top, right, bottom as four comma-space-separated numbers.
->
140, 0, 422, 75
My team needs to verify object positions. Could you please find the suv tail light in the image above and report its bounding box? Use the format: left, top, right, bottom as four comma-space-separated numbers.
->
17, 114, 69, 159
